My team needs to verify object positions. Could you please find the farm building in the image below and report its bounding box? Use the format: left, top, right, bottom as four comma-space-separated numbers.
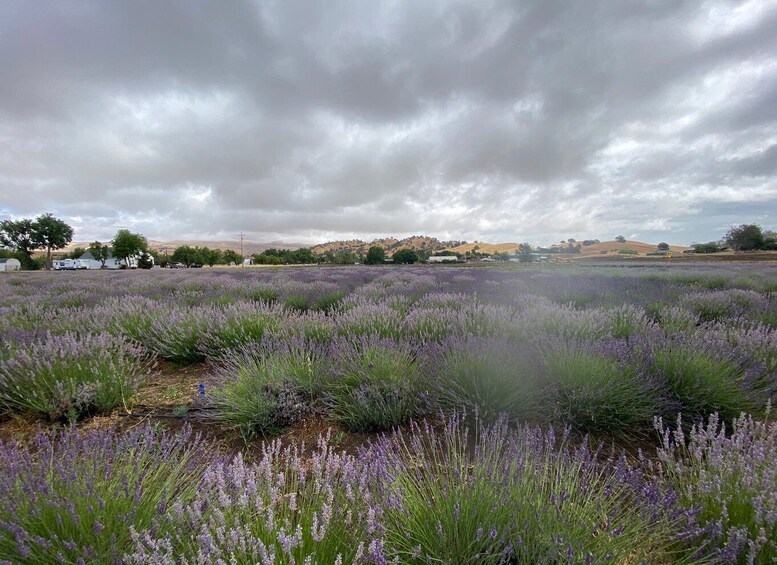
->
76, 250, 154, 269
0, 258, 21, 271
427, 255, 460, 263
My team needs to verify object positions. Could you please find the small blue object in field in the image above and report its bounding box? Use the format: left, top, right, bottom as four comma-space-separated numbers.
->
198, 383, 205, 396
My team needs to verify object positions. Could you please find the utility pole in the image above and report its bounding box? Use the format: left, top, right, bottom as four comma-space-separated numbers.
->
238, 232, 245, 267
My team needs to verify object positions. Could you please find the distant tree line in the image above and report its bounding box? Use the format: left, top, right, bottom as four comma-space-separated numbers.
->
251, 248, 317, 265
693, 224, 777, 254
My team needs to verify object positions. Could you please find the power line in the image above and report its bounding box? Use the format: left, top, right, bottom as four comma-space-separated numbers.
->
238, 232, 245, 267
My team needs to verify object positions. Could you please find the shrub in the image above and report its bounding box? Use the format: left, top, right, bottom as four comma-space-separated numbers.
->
646, 341, 757, 422
103, 297, 163, 342
244, 286, 278, 303
374, 415, 693, 563
336, 299, 405, 339
127, 436, 382, 564
539, 341, 661, 436
656, 305, 700, 334
313, 290, 347, 312
197, 302, 285, 359
0, 333, 150, 420
605, 304, 654, 341
326, 337, 427, 432
432, 338, 543, 422
208, 349, 315, 439
138, 307, 209, 364
0, 424, 207, 563
655, 411, 777, 563
682, 289, 767, 323
519, 300, 611, 341
283, 294, 310, 311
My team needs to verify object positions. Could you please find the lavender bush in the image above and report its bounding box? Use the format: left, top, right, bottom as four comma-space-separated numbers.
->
137, 306, 211, 364
645, 338, 759, 422
0, 424, 207, 564
539, 340, 661, 436
127, 434, 383, 564
655, 410, 777, 563
196, 301, 287, 359
0, 333, 150, 420
326, 336, 429, 432
373, 415, 696, 563
207, 349, 314, 439
432, 337, 544, 422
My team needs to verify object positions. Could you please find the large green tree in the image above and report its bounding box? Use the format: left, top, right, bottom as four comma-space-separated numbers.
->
172, 245, 203, 267
202, 248, 223, 267
112, 229, 148, 265
222, 249, 244, 265
89, 241, 111, 268
518, 242, 534, 263
0, 218, 37, 266
726, 224, 765, 252
66, 247, 86, 260
392, 248, 419, 264
32, 213, 74, 269
364, 246, 386, 265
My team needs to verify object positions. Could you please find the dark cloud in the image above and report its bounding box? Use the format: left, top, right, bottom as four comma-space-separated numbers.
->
1, 0, 775, 245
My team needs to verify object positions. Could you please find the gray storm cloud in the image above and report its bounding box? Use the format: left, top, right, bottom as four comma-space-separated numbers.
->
1, 0, 775, 245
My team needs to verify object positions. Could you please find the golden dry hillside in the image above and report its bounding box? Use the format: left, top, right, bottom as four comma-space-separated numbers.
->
311, 236, 463, 256
569, 240, 689, 256
445, 242, 519, 254
447, 240, 689, 257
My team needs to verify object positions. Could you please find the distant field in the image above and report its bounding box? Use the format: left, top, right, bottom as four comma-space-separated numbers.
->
1, 264, 775, 562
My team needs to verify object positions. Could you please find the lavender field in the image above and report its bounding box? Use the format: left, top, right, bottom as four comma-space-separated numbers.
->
1, 264, 776, 563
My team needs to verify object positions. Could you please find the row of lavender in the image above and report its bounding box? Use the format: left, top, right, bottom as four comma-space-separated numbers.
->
1, 413, 774, 563
1, 267, 776, 435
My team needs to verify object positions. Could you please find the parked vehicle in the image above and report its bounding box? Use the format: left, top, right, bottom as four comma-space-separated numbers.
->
53, 259, 90, 270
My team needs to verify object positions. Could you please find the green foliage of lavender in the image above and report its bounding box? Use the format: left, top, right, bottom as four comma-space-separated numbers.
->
540, 341, 661, 436
375, 416, 695, 563
646, 341, 759, 422
1, 264, 776, 448
655, 411, 777, 563
0, 424, 208, 564
0, 333, 150, 419
326, 337, 428, 432
207, 349, 314, 439
196, 302, 286, 359
433, 338, 543, 422
137, 307, 209, 364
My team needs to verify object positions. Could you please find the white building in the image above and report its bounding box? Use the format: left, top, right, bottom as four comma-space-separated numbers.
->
427, 255, 460, 263
77, 250, 154, 269
0, 258, 21, 271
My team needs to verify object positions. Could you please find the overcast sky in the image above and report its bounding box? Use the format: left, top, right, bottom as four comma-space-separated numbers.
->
1, 1, 776, 246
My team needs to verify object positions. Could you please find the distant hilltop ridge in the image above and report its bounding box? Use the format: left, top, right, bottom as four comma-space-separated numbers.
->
314, 238, 688, 257
310, 236, 466, 256
62, 237, 689, 257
